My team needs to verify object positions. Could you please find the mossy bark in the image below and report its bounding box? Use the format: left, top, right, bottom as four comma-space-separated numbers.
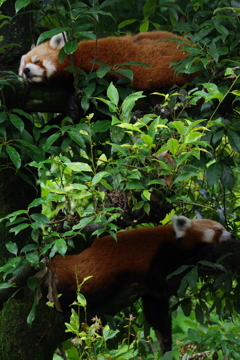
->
0, 293, 69, 360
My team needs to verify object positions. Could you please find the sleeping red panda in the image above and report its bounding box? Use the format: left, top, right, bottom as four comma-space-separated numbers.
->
19, 31, 197, 90
48, 215, 234, 354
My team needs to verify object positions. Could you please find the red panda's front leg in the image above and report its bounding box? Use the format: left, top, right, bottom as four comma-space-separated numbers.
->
142, 293, 172, 354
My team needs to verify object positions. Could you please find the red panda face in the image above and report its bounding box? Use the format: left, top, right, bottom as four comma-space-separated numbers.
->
172, 215, 234, 247
18, 34, 66, 82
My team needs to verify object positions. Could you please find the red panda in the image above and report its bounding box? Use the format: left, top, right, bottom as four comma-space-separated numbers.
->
19, 31, 198, 90
48, 215, 234, 354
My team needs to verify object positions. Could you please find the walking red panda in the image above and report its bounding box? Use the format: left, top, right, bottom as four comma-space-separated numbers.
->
48, 215, 234, 354
19, 31, 198, 90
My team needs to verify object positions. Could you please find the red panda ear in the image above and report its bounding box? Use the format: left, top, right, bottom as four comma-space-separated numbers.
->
49, 33, 66, 50
172, 215, 192, 238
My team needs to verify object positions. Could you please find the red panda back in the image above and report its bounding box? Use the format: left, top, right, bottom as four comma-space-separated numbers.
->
19, 31, 198, 89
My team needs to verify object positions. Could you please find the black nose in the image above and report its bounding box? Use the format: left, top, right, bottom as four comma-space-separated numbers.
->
23, 67, 30, 75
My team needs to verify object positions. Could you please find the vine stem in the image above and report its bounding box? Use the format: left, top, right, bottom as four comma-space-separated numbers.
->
209, 72, 240, 121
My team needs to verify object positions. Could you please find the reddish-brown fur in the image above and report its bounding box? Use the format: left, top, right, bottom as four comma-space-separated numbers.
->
49, 219, 228, 298
20, 31, 197, 89
48, 216, 233, 354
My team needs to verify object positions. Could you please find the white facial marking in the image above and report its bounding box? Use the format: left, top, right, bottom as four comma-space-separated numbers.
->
43, 60, 56, 77
172, 215, 192, 238
203, 229, 215, 243
219, 229, 233, 242
23, 63, 45, 82
18, 55, 26, 78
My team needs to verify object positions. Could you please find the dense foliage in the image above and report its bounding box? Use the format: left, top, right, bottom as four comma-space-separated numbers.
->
1, 0, 240, 359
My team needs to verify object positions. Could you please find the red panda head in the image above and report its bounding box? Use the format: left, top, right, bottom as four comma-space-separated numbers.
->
172, 215, 234, 248
18, 33, 66, 82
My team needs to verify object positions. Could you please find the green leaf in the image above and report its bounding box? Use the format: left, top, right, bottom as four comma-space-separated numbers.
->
97, 64, 111, 78
65, 162, 92, 172
173, 172, 196, 183
117, 123, 142, 132
173, 121, 185, 136
107, 82, 119, 106
228, 131, 240, 152
142, 134, 153, 146
9, 114, 24, 133
15, 0, 32, 12
73, 215, 95, 230
77, 293, 87, 307
51, 239, 67, 257
9, 223, 29, 235
6, 241, 18, 256
21, 244, 38, 253
12, 109, 33, 121
68, 131, 86, 150
221, 163, 234, 191
167, 138, 179, 155
64, 41, 78, 54
142, 190, 151, 201
27, 291, 38, 326
6, 146, 21, 170
28, 198, 46, 209
92, 120, 111, 133
143, 0, 156, 17
37, 28, 67, 45
205, 162, 222, 187
30, 213, 49, 226
187, 268, 198, 290
26, 251, 39, 265
43, 133, 61, 151
140, 19, 149, 32
27, 276, 39, 291
118, 19, 138, 29
92, 171, 109, 186
195, 302, 204, 324
109, 143, 127, 156
0, 283, 12, 289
